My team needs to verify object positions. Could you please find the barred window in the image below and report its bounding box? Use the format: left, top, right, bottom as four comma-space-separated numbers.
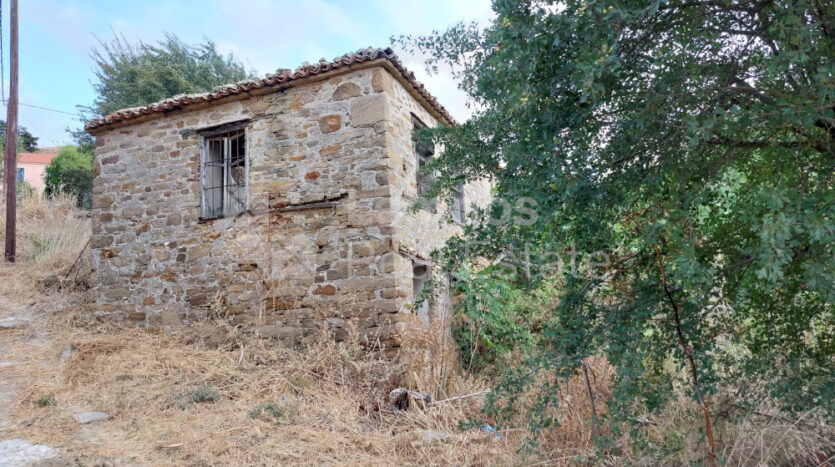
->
413, 117, 436, 212
200, 129, 248, 219
413, 116, 464, 222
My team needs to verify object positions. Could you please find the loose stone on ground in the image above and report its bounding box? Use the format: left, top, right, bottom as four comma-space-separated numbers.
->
0, 317, 26, 329
73, 412, 110, 424
0, 439, 59, 466
59, 345, 76, 363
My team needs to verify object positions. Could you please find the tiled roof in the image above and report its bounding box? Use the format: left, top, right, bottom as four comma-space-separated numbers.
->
86, 47, 454, 131
18, 153, 56, 164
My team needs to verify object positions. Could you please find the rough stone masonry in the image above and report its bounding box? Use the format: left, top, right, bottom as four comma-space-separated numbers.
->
85, 48, 490, 348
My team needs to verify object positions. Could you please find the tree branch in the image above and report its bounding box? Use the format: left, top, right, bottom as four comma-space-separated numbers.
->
654, 244, 716, 466
582, 360, 600, 438
707, 138, 831, 155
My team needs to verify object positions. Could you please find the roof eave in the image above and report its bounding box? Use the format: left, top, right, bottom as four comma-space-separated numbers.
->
86, 50, 455, 135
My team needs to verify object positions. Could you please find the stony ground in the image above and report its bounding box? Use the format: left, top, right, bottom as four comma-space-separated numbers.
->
0, 267, 133, 466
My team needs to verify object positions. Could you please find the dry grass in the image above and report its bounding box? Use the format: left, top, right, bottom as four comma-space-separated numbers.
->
0, 193, 91, 268
720, 409, 835, 466
3, 318, 532, 465
0, 194, 90, 326
0, 196, 533, 465
1, 196, 832, 466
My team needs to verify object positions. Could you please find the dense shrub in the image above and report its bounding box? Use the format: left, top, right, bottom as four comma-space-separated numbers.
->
44, 146, 93, 209
452, 268, 557, 373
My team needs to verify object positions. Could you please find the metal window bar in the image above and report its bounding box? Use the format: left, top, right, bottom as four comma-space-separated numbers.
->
413, 120, 436, 211
202, 129, 247, 219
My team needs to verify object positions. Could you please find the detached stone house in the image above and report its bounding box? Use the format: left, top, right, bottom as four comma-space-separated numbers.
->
85, 47, 489, 347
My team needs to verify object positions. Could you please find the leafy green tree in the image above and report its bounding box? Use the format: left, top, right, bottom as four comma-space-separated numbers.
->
44, 146, 94, 209
85, 32, 252, 117
401, 0, 833, 460
66, 126, 94, 158
0, 120, 39, 152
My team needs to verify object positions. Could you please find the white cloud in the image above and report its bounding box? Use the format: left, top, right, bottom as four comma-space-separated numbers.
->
21, 0, 100, 57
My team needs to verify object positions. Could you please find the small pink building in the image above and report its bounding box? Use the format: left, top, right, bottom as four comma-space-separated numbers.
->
17, 152, 56, 194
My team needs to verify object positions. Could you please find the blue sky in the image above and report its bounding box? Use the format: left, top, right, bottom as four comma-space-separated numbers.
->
0, 0, 492, 147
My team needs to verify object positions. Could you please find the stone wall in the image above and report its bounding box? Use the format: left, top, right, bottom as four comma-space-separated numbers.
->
381, 71, 493, 323
89, 64, 490, 347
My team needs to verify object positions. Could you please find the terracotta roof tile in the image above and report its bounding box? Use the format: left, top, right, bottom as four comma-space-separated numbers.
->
18, 153, 56, 164
86, 47, 454, 131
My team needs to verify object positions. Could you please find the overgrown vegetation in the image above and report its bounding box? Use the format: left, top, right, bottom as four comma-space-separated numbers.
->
2, 194, 832, 465
44, 146, 94, 209
15, 180, 33, 201
451, 267, 557, 373
0, 193, 90, 267
401, 0, 834, 462
0, 3, 830, 463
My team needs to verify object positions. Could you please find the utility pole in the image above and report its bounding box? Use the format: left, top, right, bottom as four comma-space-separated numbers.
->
3, 0, 18, 262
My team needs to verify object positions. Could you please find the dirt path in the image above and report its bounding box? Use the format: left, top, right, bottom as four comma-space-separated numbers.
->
0, 345, 21, 433
0, 292, 65, 465
0, 269, 118, 466
1, 296, 40, 428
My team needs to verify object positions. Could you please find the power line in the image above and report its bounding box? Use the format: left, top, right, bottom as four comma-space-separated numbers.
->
19, 102, 82, 117
18, 113, 61, 146
4, 102, 82, 146
0, 101, 83, 117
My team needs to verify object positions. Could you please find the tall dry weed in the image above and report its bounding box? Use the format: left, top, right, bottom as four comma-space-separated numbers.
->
0, 193, 90, 269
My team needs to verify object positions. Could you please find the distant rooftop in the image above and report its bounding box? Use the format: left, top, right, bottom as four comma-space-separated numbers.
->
19, 152, 56, 164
